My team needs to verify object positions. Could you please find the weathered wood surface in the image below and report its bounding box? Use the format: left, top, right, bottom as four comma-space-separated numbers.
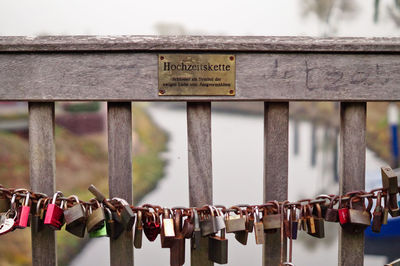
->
187, 102, 213, 266
108, 102, 134, 266
338, 102, 366, 266
263, 102, 289, 266
2, 35, 400, 52
29, 102, 56, 266
1, 53, 400, 101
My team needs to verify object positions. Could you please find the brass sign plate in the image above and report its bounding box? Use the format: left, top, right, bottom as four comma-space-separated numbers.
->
158, 54, 236, 96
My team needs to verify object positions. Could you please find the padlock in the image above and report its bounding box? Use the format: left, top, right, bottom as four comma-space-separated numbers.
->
282, 204, 290, 239
304, 204, 316, 234
114, 197, 135, 231
225, 207, 246, 233
64, 195, 87, 238
209, 228, 228, 264
389, 195, 400, 217
86, 201, 105, 233
347, 196, 372, 233
105, 207, 124, 240
372, 192, 384, 233
383, 194, 389, 225
212, 206, 226, 232
381, 166, 398, 194
313, 195, 330, 218
181, 210, 194, 239
299, 205, 307, 231
89, 221, 108, 238
170, 209, 185, 266
143, 211, 160, 242
161, 208, 175, 248
32, 198, 45, 233
263, 201, 281, 232
191, 208, 201, 249
338, 197, 350, 225
44, 191, 65, 230
254, 207, 265, 245
200, 207, 217, 237
289, 205, 298, 239
16, 192, 31, 229
381, 166, 400, 217
246, 207, 254, 233
134, 210, 143, 248
309, 203, 325, 238
234, 208, 250, 245
0, 206, 17, 236
325, 196, 339, 222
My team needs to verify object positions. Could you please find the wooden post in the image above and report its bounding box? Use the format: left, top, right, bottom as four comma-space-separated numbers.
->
187, 102, 213, 266
339, 102, 366, 266
263, 102, 289, 266
108, 102, 133, 266
29, 102, 56, 266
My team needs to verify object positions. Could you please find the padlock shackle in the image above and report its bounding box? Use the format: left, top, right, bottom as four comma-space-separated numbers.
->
22, 192, 30, 206
254, 207, 261, 222
193, 208, 200, 228
51, 191, 63, 205
112, 197, 129, 206
314, 203, 323, 218
36, 198, 43, 215
69, 195, 80, 204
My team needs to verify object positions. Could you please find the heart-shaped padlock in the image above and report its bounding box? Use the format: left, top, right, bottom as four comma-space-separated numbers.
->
143, 212, 160, 242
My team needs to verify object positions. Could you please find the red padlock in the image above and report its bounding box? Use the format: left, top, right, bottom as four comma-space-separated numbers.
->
143, 212, 161, 242
16, 192, 31, 228
44, 191, 65, 230
338, 197, 350, 225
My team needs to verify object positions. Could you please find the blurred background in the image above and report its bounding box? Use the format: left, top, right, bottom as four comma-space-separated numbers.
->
0, 0, 400, 265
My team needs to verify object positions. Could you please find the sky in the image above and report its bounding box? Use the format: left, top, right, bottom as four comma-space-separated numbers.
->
0, 0, 399, 37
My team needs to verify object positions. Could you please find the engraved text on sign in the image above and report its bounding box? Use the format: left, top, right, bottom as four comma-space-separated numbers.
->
158, 54, 236, 96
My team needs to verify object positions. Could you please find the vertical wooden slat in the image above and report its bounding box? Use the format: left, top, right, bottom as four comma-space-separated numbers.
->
339, 102, 366, 266
263, 102, 289, 266
187, 102, 213, 266
29, 102, 56, 266
108, 102, 133, 266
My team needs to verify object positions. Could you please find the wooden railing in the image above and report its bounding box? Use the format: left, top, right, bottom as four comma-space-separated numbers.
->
1, 35, 400, 266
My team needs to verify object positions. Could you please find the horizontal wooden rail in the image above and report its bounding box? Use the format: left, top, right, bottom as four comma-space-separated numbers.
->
1, 53, 400, 101
1, 36, 400, 52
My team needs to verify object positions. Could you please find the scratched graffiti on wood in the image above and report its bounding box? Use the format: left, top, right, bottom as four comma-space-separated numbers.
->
237, 54, 399, 100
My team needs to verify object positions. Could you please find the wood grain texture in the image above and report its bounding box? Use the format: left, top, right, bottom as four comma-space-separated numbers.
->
338, 102, 366, 266
1, 53, 400, 101
2, 35, 400, 52
263, 102, 289, 266
29, 102, 56, 266
187, 102, 213, 266
107, 102, 134, 266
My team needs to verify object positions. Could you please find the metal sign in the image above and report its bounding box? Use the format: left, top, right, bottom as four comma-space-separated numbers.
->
158, 54, 236, 96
